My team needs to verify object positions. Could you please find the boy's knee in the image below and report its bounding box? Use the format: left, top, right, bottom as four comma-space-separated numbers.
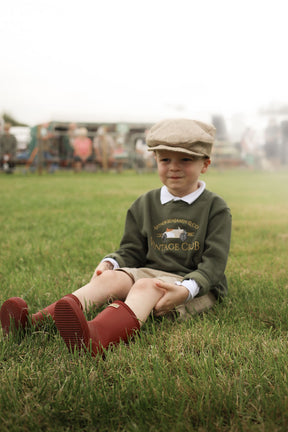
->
132, 278, 160, 292
99, 269, 115, 279
101, 269, 133, 286
98, 269, 126, 283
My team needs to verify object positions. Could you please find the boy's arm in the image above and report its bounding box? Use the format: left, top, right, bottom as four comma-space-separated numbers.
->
103, 207, 148, 268
91, 259, 115, 280
91, 204, 147, 280
183, 206, 232, 296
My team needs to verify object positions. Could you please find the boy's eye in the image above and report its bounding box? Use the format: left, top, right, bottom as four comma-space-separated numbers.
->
160, 158, 170, 162
182, 158, 194, 162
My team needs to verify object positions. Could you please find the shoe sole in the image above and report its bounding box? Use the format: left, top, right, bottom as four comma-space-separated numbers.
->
54, 297, 90, 353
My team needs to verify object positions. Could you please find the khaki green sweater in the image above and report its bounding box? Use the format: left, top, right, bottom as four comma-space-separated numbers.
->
106, 188, 232, 298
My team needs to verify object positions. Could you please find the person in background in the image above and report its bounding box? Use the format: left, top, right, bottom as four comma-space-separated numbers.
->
25, 123, 55, 174
93, 126, 115, 172
73, 127, 93, 172
0, 118, 232, 359
0, 123, 17, 174
37, 123, 56, 174
60, 123, 77, 167
135, 130, 156, 173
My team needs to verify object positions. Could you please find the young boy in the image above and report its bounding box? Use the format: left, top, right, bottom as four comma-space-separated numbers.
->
0, 118, 232, 356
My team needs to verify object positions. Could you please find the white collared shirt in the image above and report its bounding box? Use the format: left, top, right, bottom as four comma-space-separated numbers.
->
160, 181, 206, 205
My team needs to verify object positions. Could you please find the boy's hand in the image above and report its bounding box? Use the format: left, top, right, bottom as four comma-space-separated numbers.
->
91, 261, 113, 280
153, 281, 189, 316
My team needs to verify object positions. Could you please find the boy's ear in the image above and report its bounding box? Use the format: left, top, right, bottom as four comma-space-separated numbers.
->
201, 158, 211, 173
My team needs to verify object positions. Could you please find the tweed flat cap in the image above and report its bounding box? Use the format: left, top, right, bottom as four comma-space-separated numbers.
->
146, 118, 216, 157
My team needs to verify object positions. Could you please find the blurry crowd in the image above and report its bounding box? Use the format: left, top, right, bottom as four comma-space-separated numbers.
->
0, 122, 155, 174
1, 117, 288, 174
59, 123, 120, 173
26, 123, 128, 174
239, 118, 288, 170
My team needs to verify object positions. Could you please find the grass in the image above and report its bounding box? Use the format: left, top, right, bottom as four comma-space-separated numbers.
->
0, 167, 288, 432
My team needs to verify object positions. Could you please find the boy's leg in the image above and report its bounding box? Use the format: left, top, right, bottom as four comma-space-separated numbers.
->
1, 270, 132, 336
54, 277, 164, 356
124, 278, 164, 325
72, 270, 133, 310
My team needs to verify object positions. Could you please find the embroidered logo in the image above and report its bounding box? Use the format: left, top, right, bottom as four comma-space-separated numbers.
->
162, 227, 187, 242
151, 219, 200, 252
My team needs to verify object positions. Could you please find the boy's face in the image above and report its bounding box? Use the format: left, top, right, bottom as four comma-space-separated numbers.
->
155, 150, 210, 197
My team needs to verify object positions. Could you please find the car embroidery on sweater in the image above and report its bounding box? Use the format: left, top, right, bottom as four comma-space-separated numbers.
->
162, 227, 188, 242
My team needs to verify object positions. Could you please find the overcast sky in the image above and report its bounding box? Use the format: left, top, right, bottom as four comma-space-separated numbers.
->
1, 0, 287, 126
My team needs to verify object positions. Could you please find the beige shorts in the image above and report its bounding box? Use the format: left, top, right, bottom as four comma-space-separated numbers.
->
117, 267, 217, 320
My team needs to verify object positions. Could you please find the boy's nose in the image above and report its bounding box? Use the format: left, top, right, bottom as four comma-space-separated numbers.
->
170, 161, 180, 170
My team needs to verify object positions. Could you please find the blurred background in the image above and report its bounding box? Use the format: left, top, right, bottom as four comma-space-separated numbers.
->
1, 0, 288, 173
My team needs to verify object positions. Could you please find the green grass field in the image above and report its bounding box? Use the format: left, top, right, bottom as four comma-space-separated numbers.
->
0, 168, 288, 432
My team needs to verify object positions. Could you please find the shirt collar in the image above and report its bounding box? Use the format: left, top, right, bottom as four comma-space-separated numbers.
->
160, 181, 206, 205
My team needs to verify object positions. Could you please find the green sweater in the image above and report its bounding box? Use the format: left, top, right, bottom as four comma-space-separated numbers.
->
106, 188, 232, 298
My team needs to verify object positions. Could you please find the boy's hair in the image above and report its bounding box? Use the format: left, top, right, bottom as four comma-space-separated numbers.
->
146, 118, 216, 158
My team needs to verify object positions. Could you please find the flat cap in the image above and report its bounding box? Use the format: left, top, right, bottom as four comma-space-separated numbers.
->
146, 118, 216, 157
